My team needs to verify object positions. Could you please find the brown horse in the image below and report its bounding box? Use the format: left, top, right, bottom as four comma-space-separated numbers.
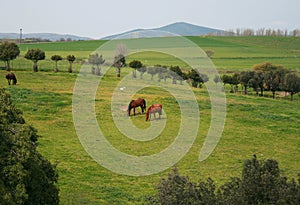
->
145, 104, 162, 121
128, 98, 146, 116
6, 73, 17, 85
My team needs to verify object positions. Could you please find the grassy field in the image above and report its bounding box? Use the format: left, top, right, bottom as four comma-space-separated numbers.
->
1, 36, 300, 204
3, 36, 299, 73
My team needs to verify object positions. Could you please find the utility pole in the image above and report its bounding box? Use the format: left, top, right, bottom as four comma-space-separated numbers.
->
19, 28, 22, 44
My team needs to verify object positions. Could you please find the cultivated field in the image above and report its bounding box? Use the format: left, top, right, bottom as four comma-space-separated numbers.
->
1, 36, 299, 204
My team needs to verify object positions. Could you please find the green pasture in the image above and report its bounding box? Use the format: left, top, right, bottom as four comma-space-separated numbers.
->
1, 36, 298, 73
1, 36, 300, 204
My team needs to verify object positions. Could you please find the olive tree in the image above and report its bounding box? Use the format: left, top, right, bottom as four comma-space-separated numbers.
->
66, 55, 76, 73
113, 44, 128, 77
129, 60, 143, 78
283, 73, 300, 101
24, 48, 45, 72
51, 55, 62, 72
88, 53, 105, 76
0, 42, 20, 71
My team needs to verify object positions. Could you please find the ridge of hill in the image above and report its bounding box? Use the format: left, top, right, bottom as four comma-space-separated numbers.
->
101, 22, 223, 40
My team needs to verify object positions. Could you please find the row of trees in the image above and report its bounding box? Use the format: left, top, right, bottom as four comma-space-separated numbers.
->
0, 42, 76, 72
220, 62, 300, 100
147, 155, 300, 204
128, 60, 210, 87
1, 42, 299, 100
211, 28, 300, 37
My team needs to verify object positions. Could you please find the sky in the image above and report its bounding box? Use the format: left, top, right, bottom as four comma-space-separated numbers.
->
0, 0, 299, 39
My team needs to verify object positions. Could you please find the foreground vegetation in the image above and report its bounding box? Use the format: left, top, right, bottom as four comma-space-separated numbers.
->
0, 36, 299, 204
147, 155, 300, 204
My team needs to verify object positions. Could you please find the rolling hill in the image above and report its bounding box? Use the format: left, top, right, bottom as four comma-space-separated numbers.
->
0, 32, 91, 41
101, 22, 223, 40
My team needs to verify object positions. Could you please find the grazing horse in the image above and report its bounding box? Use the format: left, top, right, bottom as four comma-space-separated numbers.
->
145, 104, 162, 121
6, 73, 17, 85
128, 98, 146, 116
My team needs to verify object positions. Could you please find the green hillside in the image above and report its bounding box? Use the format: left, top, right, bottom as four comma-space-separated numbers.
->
9, 36, 299, 73
1, 36, 299, 204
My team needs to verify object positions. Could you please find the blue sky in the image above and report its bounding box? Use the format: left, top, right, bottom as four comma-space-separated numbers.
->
0, 0, 299, 39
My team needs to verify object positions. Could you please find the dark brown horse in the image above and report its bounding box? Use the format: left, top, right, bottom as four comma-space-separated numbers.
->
145, 104, 162, 121
6, 73, 17, 85
128, 98, 146, 116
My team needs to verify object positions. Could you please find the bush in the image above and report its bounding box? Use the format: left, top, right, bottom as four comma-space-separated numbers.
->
0, 89, 59, 204
147, 155, 300, 205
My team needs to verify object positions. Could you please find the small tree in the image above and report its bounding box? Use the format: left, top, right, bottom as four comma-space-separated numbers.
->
283, 73, 300, 101
239, 71, 255, 94
169, 65, 183, 84
251, 71, 265, 96
0, 42, 20, 71
66, 55, 76, 73
24, 48, 45, 72
88, 53, 105, 76
51, 55, 62, 72
188, 69, 208, 88
137, 65, 147, 79
205, 49, 215, 58
113, 54, 126, 77
222, 74, 238, 93
129, 60, 143, 78
113, 44, 128, 77
213, 75, 222, 88
188, 69, 200, 87
147, 66, 158, 80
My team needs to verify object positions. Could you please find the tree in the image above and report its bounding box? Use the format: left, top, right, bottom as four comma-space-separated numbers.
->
0, 42, 20, 71
283, 73, 300, 101
129, 60, 143, 78
232, 73, 240, 93
113, 54, 126, 77
88, 53, 105, 76
169, 65, 183, 84
213, 75, 222, 88
222, 74, 236, 92
253, 62, 289, 98
147, 155, 300, 205
205, 50, 215, 58
113, 44, 128, 77
0, 89, 59, 204
146, 167, 201, 204
147, 66, 158, 80
24, 48, 45, 72
137, 65, 147, 79
199, 73, 209, 88
239, 71, 255, 94
66, 55, 76, 73
155, 65, 169, 83
188, 69, 201, 88
250, 71, 265, 96
51, 55, 62, 72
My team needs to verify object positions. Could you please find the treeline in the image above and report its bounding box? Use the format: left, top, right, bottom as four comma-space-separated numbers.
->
127, 60, 300, 101
1, 42, 299, 101
146, 155, 300, 205
0, 37, 83, 44
220, 62, 300, 101
208, 28, 300, 37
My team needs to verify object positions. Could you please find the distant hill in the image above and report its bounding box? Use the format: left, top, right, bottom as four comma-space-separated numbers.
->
0, 33, 91, 41
102, 22, 223, 40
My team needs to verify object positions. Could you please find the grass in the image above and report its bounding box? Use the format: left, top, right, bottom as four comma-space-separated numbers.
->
0, 36, 299, 204
2, 36, 298, 73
